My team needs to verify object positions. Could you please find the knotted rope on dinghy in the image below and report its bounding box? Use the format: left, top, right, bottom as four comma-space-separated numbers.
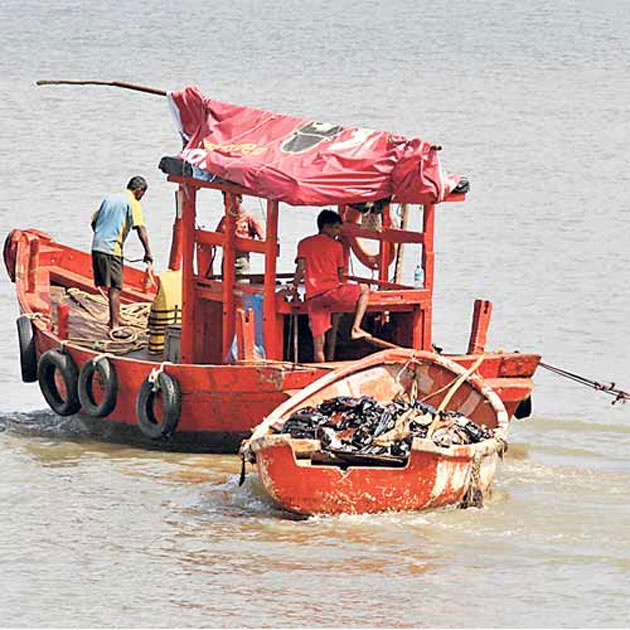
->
460, 455, 483, 509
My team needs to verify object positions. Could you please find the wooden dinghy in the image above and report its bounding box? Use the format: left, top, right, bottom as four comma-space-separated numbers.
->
243, 349, 509, 516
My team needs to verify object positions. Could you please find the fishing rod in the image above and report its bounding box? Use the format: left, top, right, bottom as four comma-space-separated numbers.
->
35, 80, 167, 97
539, 361, 629, 405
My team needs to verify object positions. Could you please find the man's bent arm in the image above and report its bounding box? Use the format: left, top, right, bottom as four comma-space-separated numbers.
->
288, 258, 306, 299
135, 225, 153, 263
293, 258, 305, 286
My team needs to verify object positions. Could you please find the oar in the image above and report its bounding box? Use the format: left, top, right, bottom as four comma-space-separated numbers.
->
35, 80, 167, 97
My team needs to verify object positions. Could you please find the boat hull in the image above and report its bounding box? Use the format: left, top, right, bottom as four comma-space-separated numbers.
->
34, 327, 326, 452
6, 228, 539, 453
253, 435, 502, 515
246, 349, 510, 515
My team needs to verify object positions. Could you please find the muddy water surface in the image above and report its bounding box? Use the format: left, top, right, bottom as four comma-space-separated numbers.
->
1, 0, 629, 626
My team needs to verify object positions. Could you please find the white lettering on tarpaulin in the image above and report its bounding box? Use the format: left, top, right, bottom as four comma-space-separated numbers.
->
181, 148, 207, 166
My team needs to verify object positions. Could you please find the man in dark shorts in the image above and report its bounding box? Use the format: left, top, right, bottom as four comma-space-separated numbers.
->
289, 209, 370, 362
91, 176, 153, 329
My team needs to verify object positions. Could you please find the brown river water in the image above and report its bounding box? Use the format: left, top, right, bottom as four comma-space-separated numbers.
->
1, 0, 629, 627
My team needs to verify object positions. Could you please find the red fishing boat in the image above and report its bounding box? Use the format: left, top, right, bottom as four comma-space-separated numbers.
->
243, 349, 509, 515
4, 83, 539, 452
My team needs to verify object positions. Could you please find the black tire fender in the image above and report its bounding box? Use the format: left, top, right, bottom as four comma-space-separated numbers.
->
136, 371, 181, 439
17, 315, 37, 383
78, 356, 118, 417
37, 348, 81, 416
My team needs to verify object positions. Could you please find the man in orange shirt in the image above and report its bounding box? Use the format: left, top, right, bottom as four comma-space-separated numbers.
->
289, 209, 369, 362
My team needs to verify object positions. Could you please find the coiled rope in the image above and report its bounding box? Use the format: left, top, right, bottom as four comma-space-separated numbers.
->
65, 287, 151, 354
539, 361, 629, 405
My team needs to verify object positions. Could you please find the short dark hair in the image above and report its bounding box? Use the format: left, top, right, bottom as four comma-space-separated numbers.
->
317, 209, 342, 232
127, 176, 148, 192
222, 191, 242, 201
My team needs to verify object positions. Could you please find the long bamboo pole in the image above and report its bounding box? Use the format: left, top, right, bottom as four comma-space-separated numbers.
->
36, 80, 166, 97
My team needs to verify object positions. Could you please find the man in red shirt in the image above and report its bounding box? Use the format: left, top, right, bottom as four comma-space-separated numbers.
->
289, 209, 369, 362
215, 193, 265, 280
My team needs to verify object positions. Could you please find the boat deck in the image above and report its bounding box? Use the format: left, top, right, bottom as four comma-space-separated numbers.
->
50, 286, 156, 361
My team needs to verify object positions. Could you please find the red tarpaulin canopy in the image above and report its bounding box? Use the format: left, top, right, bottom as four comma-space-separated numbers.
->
167, 85, 462, 206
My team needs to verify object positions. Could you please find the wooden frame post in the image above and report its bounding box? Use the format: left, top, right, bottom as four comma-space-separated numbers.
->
168, 189, 183, 271
378, 203, 392, 283
422, 203, 435, 292
221, 193, 237, 360
263, 200, 280, 359
467, 299, 493, 354
180, 183, 197, 364
418, 203, 436, 350
393, 203, 409, 284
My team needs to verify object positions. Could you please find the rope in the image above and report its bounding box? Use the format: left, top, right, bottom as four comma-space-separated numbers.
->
24, 312, 50, 322
148, 361, 171, 391
539, 361, 629, 405
67, 336, 147, 354
460, 455, 484, 509
62, 287, 152, 355
495, 436, 508, 459
426, 356, 485, 440
108, 326, 138, 343
393, 352, 465, 407
394, 351, 420, 383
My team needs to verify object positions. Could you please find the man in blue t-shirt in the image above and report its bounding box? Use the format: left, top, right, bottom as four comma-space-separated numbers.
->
91, 176, 153, 329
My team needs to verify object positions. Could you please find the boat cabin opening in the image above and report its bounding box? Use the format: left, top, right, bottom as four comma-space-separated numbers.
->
164, 173, 465, 366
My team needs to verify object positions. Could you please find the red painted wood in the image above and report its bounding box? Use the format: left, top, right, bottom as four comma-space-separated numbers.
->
57, 301, 69, 340
263, 200, 280, 359
180, 183, 197, 363
196, 228, 278, 256
341, 223, 425, 244
468, 299, 493, 354
236, 308, 256, 361
27, 235, 40, 293
221, 193, 237, 359
421, 203, 436, 348
248, 349, 508, 514
168, 216, 183, 271
378, 203, 392, 283
255, 442, 472, 515
4, 169, 538, 456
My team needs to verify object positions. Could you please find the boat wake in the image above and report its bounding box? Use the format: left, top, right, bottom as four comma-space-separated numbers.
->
0, 409, 92, 440
198, 473, 308, 520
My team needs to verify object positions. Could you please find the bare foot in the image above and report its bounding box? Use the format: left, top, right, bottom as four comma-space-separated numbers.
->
350, 328, 371, 341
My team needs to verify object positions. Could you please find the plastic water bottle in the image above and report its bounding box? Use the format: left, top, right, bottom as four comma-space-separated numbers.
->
413, 263, 424, 288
